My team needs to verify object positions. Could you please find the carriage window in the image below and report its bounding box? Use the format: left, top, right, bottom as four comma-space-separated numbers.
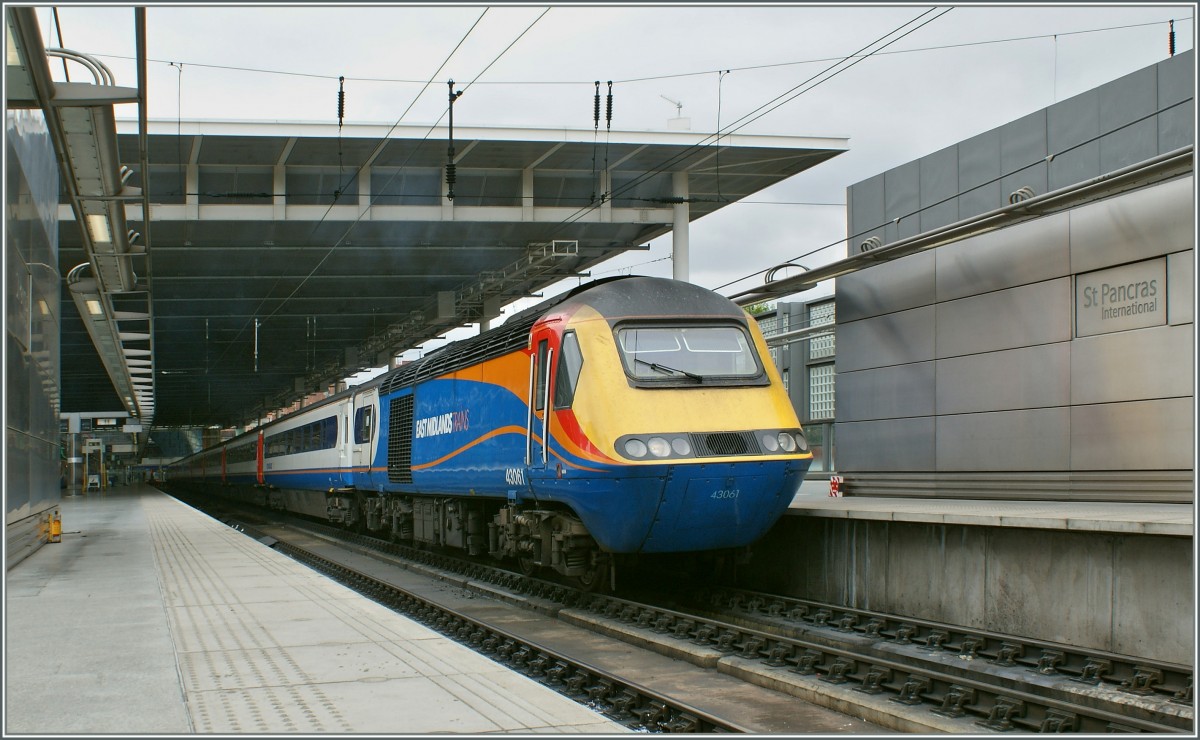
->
616, 324, 761, 381
554, 332, 584, 409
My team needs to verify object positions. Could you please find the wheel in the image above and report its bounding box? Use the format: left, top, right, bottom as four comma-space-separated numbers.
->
574, 561, 609, 593
351, 493, 367, 533
518, 556, 538, 576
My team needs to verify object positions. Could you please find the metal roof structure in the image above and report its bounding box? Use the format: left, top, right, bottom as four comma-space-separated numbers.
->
52, 120, 847, 428
7, 7, 848, 430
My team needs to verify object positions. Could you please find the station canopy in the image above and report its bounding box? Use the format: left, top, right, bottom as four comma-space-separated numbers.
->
57, 119, 847, 428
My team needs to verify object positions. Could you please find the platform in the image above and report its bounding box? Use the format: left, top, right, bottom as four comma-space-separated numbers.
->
4, 484, 627, 735
788, 489, 1193, 537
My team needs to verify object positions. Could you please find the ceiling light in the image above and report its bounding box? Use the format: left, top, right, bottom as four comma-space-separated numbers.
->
86, 213, 111, 243
6, 24, 20, 66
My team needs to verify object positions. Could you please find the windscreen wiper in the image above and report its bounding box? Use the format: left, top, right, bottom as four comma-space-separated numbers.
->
634, 358, 702, 381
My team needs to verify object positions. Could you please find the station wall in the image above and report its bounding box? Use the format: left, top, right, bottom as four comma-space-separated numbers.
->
5, 107, 62, 568
836, 50, 1194, 502
751, 515, 1193, 665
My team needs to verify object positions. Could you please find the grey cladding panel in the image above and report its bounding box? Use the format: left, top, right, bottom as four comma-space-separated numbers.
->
836, 251, 935, 323
1158, 103, 1194, 152
1099, 65, 1157, 132
1100, 118, 1159, 174
1049, 88, 1100, 153
937, 343, 1071, 415
835, 417, 935, 472
1158, 49, 1194, 107
1168, 250, 1193, 325
1000, 109, 1048, 175
1000, 160, 1048, 208
835, 362, 935, 422
935, 212, 1070, 302
836, 305, 936, 373
1048, 89, 1101, 190
849, 173, 885, 250
936, 407, 1070, 471
920, 144, 959, 233
1071, 324, 1194, 406
885, 160, 921, 243
1049, 140, 1100, 191
1072, 398, 1193, 470
958, 129, 1001, 220
936, 278, 1072, 358
1069, 176, 1194, 274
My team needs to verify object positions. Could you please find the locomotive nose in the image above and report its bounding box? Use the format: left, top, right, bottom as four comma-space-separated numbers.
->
636, 461, 805, 553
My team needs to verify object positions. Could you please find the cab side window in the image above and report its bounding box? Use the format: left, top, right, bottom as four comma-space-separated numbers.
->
534, 339, 549, 412
554, 332, 584, 409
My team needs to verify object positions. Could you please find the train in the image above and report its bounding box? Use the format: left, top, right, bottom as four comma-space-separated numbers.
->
164, 275, 814, 589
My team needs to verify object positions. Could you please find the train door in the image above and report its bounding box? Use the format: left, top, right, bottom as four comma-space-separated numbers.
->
526, 319, 561, 481
256, 430, 264, 485
351, 388, 378, 487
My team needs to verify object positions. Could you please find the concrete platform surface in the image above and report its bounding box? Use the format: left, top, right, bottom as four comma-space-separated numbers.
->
4, 485, 627, 735
789, 493, 1193, 537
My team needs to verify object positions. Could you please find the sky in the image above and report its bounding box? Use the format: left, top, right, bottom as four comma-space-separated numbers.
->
26, 2, 1197, 384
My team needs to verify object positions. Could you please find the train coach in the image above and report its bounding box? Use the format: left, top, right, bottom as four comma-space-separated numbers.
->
165, 276, 814, 589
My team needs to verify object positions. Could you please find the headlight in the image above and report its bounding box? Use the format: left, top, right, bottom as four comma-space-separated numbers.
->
647, 437, 671, 457
760, 433, 780, 452
795, 431, 809, 451
624, 439, 648, 458
778, 432, 797, 452
671, 437, 691, 456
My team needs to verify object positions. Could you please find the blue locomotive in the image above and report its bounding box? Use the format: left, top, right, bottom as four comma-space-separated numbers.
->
166, 276, 813, 588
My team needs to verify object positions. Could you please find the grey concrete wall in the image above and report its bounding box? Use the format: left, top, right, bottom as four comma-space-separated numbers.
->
836, 50, 1194, 500
747, 517, 1194, 664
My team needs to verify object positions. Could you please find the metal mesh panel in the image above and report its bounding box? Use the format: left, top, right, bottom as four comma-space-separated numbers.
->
387, 395, 414, 483
690, 431, 760, 457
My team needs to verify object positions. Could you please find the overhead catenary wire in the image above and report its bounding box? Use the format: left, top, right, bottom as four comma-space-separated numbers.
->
591, 80, 600, 203
603, 80, 612, 202
520, 6, 956, 253
85, 16, 1191, 87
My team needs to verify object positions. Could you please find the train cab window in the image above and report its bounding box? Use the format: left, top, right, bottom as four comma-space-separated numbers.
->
534, 339, 549, 411
616, 324, 762, 382
354, 406, 374, 444
554, 331, 584, 409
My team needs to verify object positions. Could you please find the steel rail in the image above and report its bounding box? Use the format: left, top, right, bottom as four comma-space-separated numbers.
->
278, 516, 1193, 733
182, 492, 1190, 734
682, 584, 1194, 707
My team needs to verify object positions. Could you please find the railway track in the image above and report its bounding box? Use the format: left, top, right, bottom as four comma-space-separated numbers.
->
183, 492, 1191, 733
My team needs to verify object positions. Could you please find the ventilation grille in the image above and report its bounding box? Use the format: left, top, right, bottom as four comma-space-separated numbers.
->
691, 431, 760, 457
387, 394, 414, 483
